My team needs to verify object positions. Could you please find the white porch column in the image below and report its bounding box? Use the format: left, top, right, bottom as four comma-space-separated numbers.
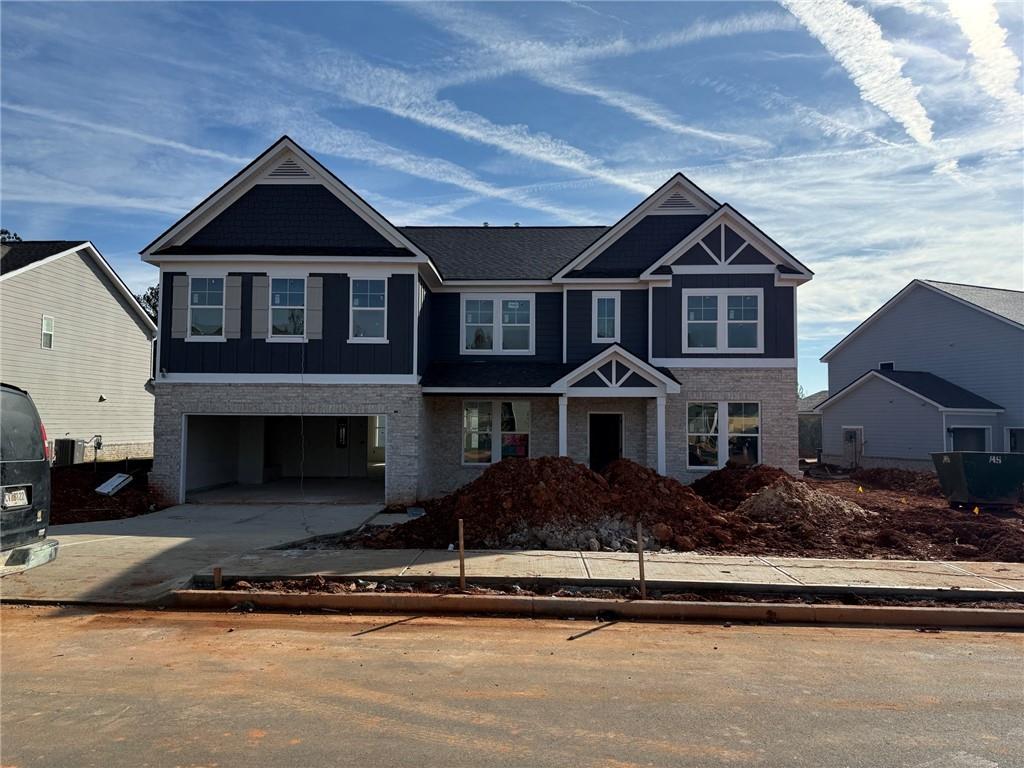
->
558, 396, 568, 456
656, 395, 666, 475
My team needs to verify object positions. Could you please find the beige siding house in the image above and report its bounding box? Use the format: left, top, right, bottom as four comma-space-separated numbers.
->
0, 241, 156, 460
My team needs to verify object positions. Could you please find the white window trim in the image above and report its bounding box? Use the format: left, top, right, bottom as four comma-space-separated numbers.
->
40, 315, 54, 350
1005, 426, 1024, 454
186, 275, 226, 342
879, 361, 895, 370
591, 291, 621, 344
460, 293, 535, 355
268, 276, 307, 342
349, 276, 389, 344
685, 400, 762, 470
945, 424, 993, 452
461, 400, 532, 465
682, 288, 764, 354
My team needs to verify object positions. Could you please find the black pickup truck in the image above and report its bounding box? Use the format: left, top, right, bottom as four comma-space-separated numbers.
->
1, 383, 58, 568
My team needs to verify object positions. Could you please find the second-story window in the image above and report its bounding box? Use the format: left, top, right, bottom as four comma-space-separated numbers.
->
271, 278, 305, 337
683, 289, 763, 353
40, 315, 54, 350
462, 294, 533, 354
350, 278, 387, 342
686, 295, 718, 349
592, 291, 620, 343
189, 277, 224, 338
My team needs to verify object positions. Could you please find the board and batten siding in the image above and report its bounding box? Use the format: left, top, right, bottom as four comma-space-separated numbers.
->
0, 251, 154, 452
565, 289, 648, 364
159, 272, 415, 375
826, 284, 1024, 428
651, 274, 795, 359
428, 291, 562, 363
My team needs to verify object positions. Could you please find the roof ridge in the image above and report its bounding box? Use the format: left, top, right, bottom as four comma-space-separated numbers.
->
399, 225, 608, 230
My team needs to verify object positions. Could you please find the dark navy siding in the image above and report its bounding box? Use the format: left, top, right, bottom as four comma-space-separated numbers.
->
160, 272, 414, 374
573, 215, 707, 278
651, 274, 794, 359
417, 278, 431, 376
429, 292, 562, 363
565, 289, 648, 364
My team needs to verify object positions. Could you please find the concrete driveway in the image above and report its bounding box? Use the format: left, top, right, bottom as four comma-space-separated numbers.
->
0, 503, 377, 605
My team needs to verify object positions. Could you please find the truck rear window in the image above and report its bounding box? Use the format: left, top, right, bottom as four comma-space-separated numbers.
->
0, 389, 44, 462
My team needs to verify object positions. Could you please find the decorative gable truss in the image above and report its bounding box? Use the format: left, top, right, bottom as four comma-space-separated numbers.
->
553, 345, 680, 397
640, 205, 813, 285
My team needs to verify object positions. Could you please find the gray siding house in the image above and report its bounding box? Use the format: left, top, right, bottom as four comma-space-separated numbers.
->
141, 137, 813, 505
817, 280, 1024, 470
0, 241, 157, 459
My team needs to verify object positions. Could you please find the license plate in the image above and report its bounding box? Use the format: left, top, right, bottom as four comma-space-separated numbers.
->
3, 488, 29, 508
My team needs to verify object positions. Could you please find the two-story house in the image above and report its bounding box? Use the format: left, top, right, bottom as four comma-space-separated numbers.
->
142, 137, 812, 505
817, 280, 1024, 470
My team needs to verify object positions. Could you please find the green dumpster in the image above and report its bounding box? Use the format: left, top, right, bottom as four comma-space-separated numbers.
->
931, 452, 1024, 508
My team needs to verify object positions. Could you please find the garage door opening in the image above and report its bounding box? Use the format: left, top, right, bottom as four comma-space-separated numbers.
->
183, 415, 385, 504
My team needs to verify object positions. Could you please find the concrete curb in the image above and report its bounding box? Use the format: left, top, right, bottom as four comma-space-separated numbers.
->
171, 590, 1024, 629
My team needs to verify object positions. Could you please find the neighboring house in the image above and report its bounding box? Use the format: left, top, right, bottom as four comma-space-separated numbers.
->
798, 390, 827, 460
0, 241, 157, 460
817, 280, 1024, 470
141, 136, 813, 505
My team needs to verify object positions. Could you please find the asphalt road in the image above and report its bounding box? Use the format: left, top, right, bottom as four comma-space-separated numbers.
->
2, 606, 1022, 768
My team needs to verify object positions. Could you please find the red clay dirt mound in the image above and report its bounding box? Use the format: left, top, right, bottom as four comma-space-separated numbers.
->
688, 464, 791, 510
50, 463, 160, 525
849, 467, 943, 497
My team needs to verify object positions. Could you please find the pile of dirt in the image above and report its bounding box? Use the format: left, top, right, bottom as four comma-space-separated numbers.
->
49, 462, 161, 525
689, 464, 791, 510
850, 467, 943, 497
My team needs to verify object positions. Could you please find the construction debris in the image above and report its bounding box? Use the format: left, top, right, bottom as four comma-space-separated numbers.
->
303, 458, 1024, 562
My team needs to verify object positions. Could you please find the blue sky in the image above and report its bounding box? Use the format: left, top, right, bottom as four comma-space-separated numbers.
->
2, 1, 1022, 392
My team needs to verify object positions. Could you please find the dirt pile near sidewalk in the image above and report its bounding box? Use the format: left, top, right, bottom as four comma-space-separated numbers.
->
849, 467, 943, 497
689, 464, 791, 510
49, 462, 161, 525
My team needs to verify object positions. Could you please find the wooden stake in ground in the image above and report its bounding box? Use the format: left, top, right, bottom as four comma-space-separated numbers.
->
213, 566, 223, 590
636, 522, 646, 600
458, 518, 466, 591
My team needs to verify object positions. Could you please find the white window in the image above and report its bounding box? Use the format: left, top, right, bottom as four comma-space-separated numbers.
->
686, 402, 719, 468
682, 289, 763, 353
592, 291, 620, 343
727, 402, 760, 466
462, 400, 531, 464
686, 401, 761, 469
188, 277, 224, 338
40, 315, 54, 350
1008, 428, 1024, 454
462, 401, 493, 464
350, 278, 387, 342
270, 278, 305, 338
461, 294, 534, 354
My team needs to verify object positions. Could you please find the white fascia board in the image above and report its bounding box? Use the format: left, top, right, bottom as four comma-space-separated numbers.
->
653, 357, 796, 369
552, 174, 718, 279
814, 370, 945, 412
565, 387, 668, 398
939, 406, 1004, 413
421, 387, 557, 394
150, 257, 422, 272
552, 344, 680, 393
156, 373, 421, 385
640, 206, 812, 280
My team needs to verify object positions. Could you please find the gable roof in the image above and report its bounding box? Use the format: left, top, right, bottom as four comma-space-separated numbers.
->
553, 173, 719, 280
401, 226, 607, 281
1, 241, 87, 275
639, 204, 813, 281
141, 136, 433, 270
0, 241, 156, 334
821, 279, 1024, 362
817, 369, 1003, 412
798, 390, 828, 413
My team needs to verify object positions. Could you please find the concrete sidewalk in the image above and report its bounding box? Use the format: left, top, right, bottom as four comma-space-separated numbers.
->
193, 548, 1024, 598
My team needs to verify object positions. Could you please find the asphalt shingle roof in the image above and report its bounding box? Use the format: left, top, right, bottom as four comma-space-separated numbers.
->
798, 390, 828, 413
421, 360, 574, 388
400, 226, 607, 280
924, 280, 1024, 326
0, 241, 87, 276
878, 370, 1002, 410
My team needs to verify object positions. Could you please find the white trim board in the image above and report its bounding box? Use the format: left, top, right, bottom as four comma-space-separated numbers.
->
815, 370, 1005, 413
553, 344, 681, 393
156, 373, 420, 384
652, 357, 795, 368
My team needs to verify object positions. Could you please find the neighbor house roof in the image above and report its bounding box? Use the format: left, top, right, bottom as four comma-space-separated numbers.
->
400, 226, 608, 281
0, 241, 87, 275
798, 390, 828, 413
821, 279, 1024, 362
922, 280, 1024, 326
817, 369, 1003, 412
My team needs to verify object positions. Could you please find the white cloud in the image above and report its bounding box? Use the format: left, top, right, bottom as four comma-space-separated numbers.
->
779, 0, 935, 145
946, 0, 1023, 115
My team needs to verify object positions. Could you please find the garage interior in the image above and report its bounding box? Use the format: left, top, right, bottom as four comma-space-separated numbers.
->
184, 415, 385, 503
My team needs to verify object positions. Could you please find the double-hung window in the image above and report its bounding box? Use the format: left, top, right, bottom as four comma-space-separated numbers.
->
463, 400, 531, 463
686, 401, 761, 469
270, 278, 305, 338
592, 291, 620, 343
461, 294, 533, 354
188, 277, 224, 338
683, 289, 762, 352
40, 315, 54, 350
350, 278, 387, 342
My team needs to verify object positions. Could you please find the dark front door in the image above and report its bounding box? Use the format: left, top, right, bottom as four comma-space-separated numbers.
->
589, 413, 623, 472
